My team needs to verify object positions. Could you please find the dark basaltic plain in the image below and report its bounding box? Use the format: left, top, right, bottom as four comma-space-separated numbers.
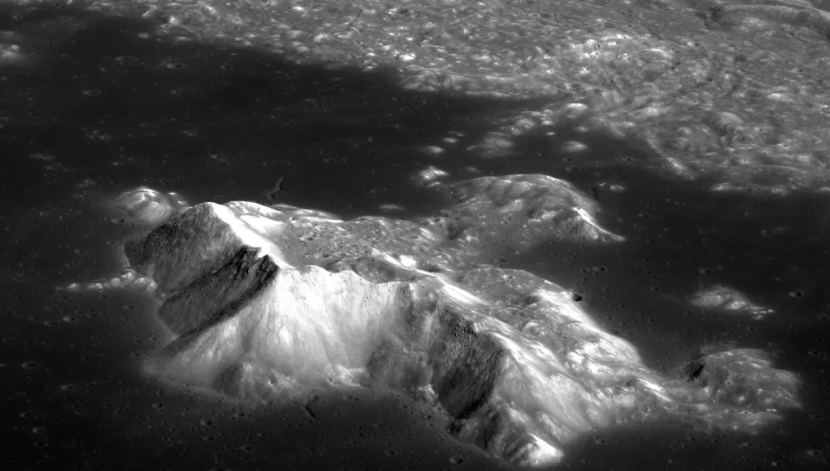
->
2, 0, 829, 470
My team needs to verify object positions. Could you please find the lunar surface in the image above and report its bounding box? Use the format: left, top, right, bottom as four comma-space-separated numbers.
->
2, 1, 828, 470
92, 179, 799, 467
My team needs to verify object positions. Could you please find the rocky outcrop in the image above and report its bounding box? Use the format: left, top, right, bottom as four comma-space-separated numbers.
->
690, 285, 774, 320
119, 174, 799, 467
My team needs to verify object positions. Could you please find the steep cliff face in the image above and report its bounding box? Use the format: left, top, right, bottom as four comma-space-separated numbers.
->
119, 177, 799, 467
3, 1, 823, 469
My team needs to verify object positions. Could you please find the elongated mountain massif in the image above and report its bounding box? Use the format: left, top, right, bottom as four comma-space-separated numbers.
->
104, 174, 801, 467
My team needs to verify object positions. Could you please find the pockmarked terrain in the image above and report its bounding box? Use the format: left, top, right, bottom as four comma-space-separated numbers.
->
15, 0, 828, 194
71, 177, 800, 467
17, 0, 820, 467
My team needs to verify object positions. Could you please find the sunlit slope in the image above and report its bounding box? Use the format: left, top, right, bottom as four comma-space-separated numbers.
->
116, 174, 800, 467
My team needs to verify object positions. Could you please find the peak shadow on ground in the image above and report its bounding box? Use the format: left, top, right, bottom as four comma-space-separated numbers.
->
2, 2, 829, 471
0, 1, 539, 212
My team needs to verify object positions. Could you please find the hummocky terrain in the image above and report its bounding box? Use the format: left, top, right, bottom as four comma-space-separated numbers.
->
2, 1, 828, 470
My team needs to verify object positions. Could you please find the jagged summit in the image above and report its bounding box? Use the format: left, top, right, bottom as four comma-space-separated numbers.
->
114, 174, 800, 467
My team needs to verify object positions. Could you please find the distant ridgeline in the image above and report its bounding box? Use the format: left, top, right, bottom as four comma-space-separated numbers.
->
70, 176, 799, 467
29, 0, 819, 465
40, 0, 830, 193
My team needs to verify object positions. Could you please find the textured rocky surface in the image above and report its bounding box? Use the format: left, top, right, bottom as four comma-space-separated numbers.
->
114, 177, 800, 467
12, 0, 825, 194
112, 187, 190, 226
4, 1, 822, 469
690, 285, 774, 320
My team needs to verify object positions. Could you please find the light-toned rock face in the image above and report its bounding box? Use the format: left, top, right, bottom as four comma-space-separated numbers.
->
18, 0, 813, 465
110, 174, 800, 468
690, 284, 774, 319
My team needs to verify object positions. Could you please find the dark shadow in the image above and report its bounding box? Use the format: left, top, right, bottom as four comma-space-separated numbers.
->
507, 121, 830, 471
2, 2, 828, 471
0, 0, 538, 217
0, 3, 536, 470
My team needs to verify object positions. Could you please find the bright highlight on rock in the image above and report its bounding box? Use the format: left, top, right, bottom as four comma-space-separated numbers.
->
74, 174, 799, 467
